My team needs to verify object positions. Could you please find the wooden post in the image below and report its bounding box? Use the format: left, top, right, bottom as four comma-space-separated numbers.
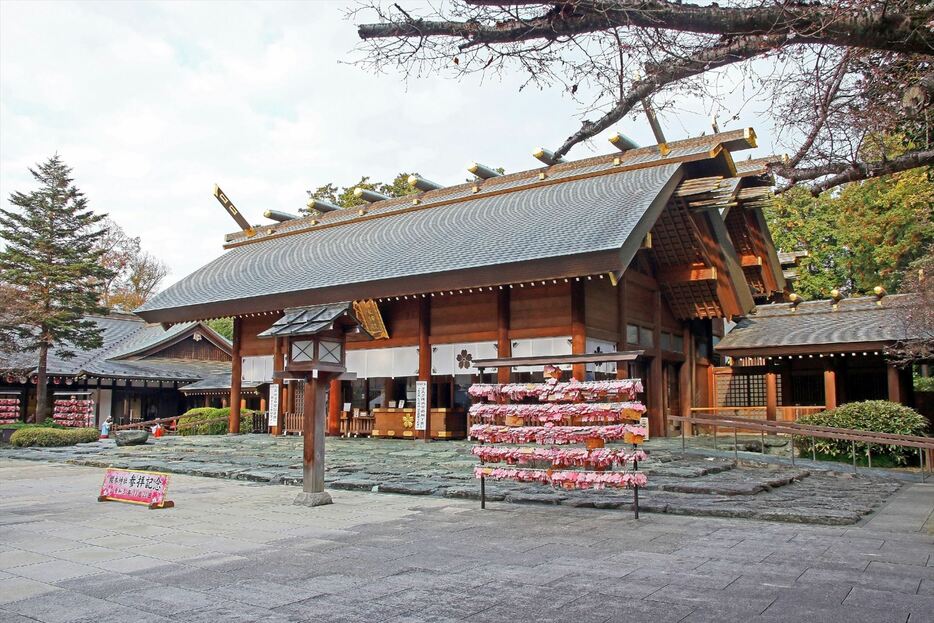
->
229, 317, 242, 434
497, 289, 511, 384
418, 297, 431, 441
887, 364, 902, 404
617, 276, 629, 380
679, 329, 693, 434
571, 280, 586, 381
824, 365, 837, 410
765, 370, 778, 421
296, 374, 331, 506
204, 395, 210, 408
327, 378, 341, 435
649, 290, 664, 437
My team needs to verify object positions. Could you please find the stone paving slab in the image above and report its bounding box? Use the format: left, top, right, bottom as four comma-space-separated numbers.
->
0, 435, 904, 525
3, 460, 930, 622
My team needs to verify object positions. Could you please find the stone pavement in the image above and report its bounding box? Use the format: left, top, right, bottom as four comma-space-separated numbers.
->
0, 460, 932, 623
0, 435, 904, 525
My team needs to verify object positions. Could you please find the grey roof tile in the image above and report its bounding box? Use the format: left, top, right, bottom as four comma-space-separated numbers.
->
138, 163, 681, 317
716, 294, 919, 353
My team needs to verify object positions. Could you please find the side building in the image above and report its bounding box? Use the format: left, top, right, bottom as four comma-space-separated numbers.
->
0, 313, 234, 425
135, 129, 791, 438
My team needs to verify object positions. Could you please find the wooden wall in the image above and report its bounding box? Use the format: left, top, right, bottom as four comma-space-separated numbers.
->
585, 278, 618, 342
239, 315, 280, 357
431, 290, 497, 343
510, 281, 571, 338
141, 336, 230, 361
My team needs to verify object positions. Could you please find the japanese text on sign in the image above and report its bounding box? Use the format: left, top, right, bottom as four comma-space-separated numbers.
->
415, 380, 428, 431
99, 469, 169, 507
268, 385, 280, 427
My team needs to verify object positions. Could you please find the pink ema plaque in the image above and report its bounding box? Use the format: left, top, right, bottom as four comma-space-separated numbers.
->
99, 469, 172, 508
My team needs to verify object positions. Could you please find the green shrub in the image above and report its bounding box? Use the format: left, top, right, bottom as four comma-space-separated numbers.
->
914, 375, 934, 392
10, 427, 100, 447
177, 407, 257, 436
796, 400, 928, 466
0, 420, 65, 430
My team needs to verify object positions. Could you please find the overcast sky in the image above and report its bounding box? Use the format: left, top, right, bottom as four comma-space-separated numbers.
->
0, 1, 777, 287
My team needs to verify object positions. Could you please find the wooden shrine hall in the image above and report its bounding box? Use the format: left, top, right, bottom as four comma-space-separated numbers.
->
136, 128, 789, 438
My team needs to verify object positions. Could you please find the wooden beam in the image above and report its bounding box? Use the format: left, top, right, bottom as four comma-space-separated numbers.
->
496, 289, 511, 384
570, 280, 586, 381
418, 297, 431, 441
657, 263, 717, 284
739, 254, 762, 268
229, 317, 242, 434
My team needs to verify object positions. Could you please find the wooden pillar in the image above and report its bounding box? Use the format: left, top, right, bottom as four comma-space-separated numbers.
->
327, 378, 341, 435
678, 328, 693, 434
824, 365, 837, 410
418, 297, 431, 441
648, 290, 664, 437
497, 289, 511, 384
229, 317, 242, 434
887, 364, 902, 404
765, 370, 778, 421
301, 375, 328, 498
617, 277, 629, 380
204, 395, 210, 408
571, 280, 586, 380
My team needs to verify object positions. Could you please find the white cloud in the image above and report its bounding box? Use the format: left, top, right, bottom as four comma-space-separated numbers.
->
1, 0, 778, 288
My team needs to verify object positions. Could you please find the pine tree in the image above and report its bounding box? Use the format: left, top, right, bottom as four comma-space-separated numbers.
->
0, 155, 114, 422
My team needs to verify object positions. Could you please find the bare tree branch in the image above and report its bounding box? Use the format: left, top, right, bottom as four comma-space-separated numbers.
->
358, 0, 934, 56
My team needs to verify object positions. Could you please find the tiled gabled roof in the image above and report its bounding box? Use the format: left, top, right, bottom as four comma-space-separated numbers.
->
136, 162, 684, 323
716, 294, 919, 355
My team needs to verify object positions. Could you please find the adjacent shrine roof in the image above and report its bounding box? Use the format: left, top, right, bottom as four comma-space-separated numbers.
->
715, 294, 919, 356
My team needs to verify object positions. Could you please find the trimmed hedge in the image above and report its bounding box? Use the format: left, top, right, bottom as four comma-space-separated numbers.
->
0, 420, 65, 430
796, 400, 928, 466
177, 407, 258, 436
10, 427, 100, 447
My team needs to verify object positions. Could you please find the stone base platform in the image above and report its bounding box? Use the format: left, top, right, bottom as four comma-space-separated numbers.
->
0, 436, 903, 525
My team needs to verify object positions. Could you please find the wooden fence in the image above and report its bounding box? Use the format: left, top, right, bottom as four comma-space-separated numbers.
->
670, 412, 933, 479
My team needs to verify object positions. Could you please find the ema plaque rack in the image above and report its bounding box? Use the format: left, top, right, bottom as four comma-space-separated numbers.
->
0, 391, 22, 425
469, 352, 648, 518
52, 391, 95, 428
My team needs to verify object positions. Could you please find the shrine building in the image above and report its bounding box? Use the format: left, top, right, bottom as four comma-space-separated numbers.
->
135, 129, 800, 438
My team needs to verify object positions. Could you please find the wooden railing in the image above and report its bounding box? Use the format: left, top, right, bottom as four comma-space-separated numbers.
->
690, 406, 825, 423
339, 414, 373, 437
283, 412, 303, 435
671, 412, 933, 479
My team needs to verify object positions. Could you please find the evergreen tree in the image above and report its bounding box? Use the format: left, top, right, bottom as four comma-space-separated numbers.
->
305, 172, 421, 212
0, 155, 114, 422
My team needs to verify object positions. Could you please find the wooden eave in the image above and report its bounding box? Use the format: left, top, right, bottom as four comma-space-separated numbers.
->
715, 340, 893, 358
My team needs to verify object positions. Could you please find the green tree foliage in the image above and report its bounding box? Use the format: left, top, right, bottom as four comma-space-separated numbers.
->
0, 155, 114, 422
205, 317, 234, 340
766, 167, 933, 299
306, 172, 421, 212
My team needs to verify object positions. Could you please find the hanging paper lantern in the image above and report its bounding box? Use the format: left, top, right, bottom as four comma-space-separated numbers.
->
65, 378, 74, 386
18, 376, 27, 384
53, 377, 61, 385
5, 374, 13, 384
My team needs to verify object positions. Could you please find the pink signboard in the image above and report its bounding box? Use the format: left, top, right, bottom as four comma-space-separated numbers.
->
98, 469, 173, 509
